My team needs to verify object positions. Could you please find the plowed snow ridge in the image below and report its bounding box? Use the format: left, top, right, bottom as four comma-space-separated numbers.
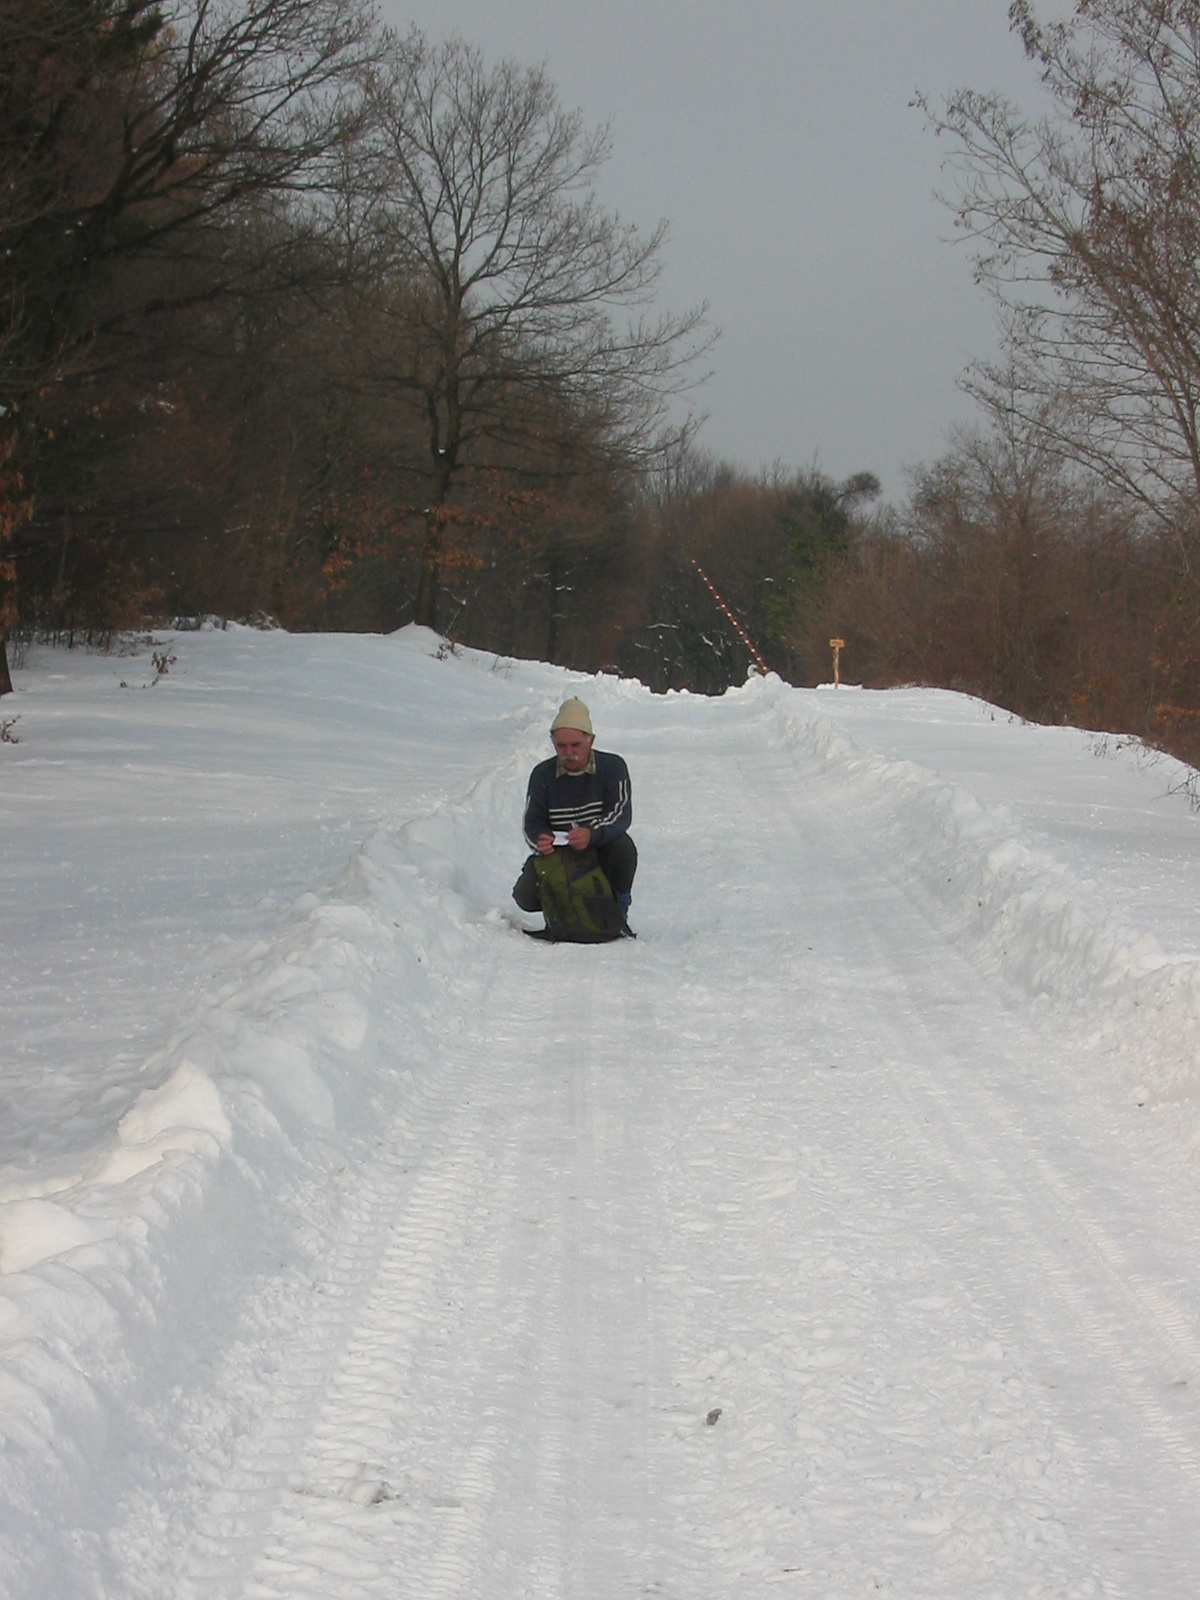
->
773, 692, 1200, 1108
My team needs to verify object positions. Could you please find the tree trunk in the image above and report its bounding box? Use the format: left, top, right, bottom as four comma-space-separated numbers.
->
413, 507, 442, 629
0, 634, 12, 697
546, 551, 559, 663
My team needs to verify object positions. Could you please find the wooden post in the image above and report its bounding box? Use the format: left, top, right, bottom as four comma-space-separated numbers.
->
830, 638, 845, 688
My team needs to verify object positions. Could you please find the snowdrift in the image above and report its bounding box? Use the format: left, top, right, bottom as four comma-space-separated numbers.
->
761, 677, 1200, 1123
0, 635, 566, 1579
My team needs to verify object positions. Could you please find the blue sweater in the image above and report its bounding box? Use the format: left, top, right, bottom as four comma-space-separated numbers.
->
523, 751, 633, 849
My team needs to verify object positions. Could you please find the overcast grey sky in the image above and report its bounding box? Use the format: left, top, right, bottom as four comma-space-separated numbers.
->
382, 2, 1055, 501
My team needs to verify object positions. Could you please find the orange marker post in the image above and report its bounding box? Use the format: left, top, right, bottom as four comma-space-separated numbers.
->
830, 638, 845, 688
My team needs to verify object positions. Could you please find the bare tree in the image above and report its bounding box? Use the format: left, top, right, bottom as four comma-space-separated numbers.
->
361, 31, 710, 629
0, 0, 380, 691
925, 1, 1200, 560
1, 0, 376, 396
0, 438, 32, 695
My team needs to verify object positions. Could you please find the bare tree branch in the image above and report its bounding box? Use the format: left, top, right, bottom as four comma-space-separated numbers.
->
924, 1, 1200, 561
0, 0, 379, 402
356, 31, 712, 628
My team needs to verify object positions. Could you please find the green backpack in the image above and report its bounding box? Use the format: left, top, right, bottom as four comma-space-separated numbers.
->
533, 847, 625, 943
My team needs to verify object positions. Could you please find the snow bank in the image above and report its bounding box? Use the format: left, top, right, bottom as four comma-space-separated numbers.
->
757, 677, 1200, 1119
0, 882, 378, 1523
0, 667, 562, 1550
392, 731, 550, 921
0, 1063, 231, 1279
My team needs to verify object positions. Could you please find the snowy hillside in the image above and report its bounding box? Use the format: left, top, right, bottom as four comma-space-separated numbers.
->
3, 626, 1200, 1597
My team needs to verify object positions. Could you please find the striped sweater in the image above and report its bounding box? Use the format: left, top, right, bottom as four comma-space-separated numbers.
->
522, 750, 633, 849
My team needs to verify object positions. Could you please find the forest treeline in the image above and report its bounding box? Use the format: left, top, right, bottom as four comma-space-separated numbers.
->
3, 1, 1200, 769
0, 0, 705, 689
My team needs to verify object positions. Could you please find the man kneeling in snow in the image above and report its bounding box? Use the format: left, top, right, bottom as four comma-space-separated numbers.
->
512, 697, 637, 930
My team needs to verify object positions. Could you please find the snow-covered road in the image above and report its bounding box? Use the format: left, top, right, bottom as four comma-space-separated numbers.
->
3, 631, 1200, 1596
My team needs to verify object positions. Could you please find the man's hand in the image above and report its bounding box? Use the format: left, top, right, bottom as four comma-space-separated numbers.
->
537, 827, 589, 853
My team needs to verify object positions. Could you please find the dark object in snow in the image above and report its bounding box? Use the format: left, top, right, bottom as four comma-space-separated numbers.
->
706, 1408, 722, 1426
525, 922, 636, 942
521, 844, 643, 940
527, 845, 627, 943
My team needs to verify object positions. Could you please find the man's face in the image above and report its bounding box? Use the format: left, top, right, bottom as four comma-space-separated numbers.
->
552, 727, 594, 772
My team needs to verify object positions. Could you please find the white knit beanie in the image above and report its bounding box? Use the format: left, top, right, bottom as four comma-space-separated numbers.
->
550, 697, 593, 735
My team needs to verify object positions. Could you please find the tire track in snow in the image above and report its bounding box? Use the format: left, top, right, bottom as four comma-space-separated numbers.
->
111, 982, 506, 1599
623, 702, 1200, 1593
196, 946, 601, 1600
810, 741, 1200, 1427
242, 1103, 521, 1599
872, 1010, 1200, 1595
783, 726, 1200, 1593
630, 729, 1102, 1591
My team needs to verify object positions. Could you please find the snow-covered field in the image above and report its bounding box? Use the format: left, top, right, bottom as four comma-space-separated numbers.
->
3, 625, 1200, 1597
